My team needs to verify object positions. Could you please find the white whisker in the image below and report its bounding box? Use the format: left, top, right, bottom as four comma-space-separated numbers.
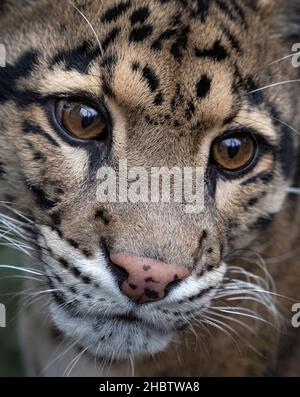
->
248, 79, 300, 94
269, 52, 300, 65
67, 0, 103, 56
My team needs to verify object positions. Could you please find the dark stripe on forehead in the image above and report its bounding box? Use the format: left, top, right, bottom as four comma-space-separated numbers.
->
102, 27, 121, 52
196, 75, 212, 99
221, 25, 242, 54
131, 62, 160, 92
50, 41, 100, 74
0, 162, 6, 179
189, 0, 210, 21
0, 50, 40, 105
195, 40, 228, 62
151, 28, 177, 51
130, 7, 150, 25
129, 24, 153, 42
142, 66, 160, 91
170, 26, 190, 61
215, 0, 246, 25
241, 171, 274, 186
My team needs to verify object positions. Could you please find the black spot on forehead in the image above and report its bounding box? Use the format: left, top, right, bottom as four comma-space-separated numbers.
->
130, 7, 150, 25
0, 50, 40, 105
102, 27, 121, 52
221, 25, 242, 54
196, 75, 212, 99
50, 41, 100, 74
170, 25, 190, 61
195, 40, 228, 62
129, 24, 153, 42
142, 66, 160, 91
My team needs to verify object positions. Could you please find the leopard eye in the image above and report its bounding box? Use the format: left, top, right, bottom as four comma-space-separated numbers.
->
56, 99, 109, 140
211, 131, 257, 172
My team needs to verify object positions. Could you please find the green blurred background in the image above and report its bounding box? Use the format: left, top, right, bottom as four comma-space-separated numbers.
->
0, 246, 24, 376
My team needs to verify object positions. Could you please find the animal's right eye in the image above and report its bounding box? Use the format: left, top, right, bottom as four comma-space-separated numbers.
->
55, 99, 110, 141
211, 131, 258, 173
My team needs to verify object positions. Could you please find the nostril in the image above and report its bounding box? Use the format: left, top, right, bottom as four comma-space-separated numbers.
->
164, 278, 182, 297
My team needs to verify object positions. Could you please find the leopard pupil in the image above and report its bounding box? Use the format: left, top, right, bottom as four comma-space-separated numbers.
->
224, 138, 241, 159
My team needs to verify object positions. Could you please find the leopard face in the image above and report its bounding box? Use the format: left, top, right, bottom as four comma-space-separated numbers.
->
0, 0, 299, 364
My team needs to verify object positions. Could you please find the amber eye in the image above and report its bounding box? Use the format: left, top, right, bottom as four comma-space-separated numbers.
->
56, 100, 109, 140
211, 132, 257, 172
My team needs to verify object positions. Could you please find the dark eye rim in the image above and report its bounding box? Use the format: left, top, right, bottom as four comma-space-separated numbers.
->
210, 129, 260, 177
46, 96, 112, 148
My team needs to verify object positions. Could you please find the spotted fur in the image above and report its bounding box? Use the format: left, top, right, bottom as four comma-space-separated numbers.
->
1, 0, 300, 376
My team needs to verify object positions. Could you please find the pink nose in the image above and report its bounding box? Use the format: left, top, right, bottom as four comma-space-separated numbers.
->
110, 252, 191, 303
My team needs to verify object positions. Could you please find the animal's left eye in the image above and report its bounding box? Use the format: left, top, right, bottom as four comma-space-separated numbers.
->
211, 131, 257, 172
55, 99, 110, 140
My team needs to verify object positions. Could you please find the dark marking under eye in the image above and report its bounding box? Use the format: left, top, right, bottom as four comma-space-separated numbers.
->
241, 172, 273, 186
26, 182, 56, 211
23, 121, 59, 147
142, 66, 159, 91
0, 50, 40, 106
